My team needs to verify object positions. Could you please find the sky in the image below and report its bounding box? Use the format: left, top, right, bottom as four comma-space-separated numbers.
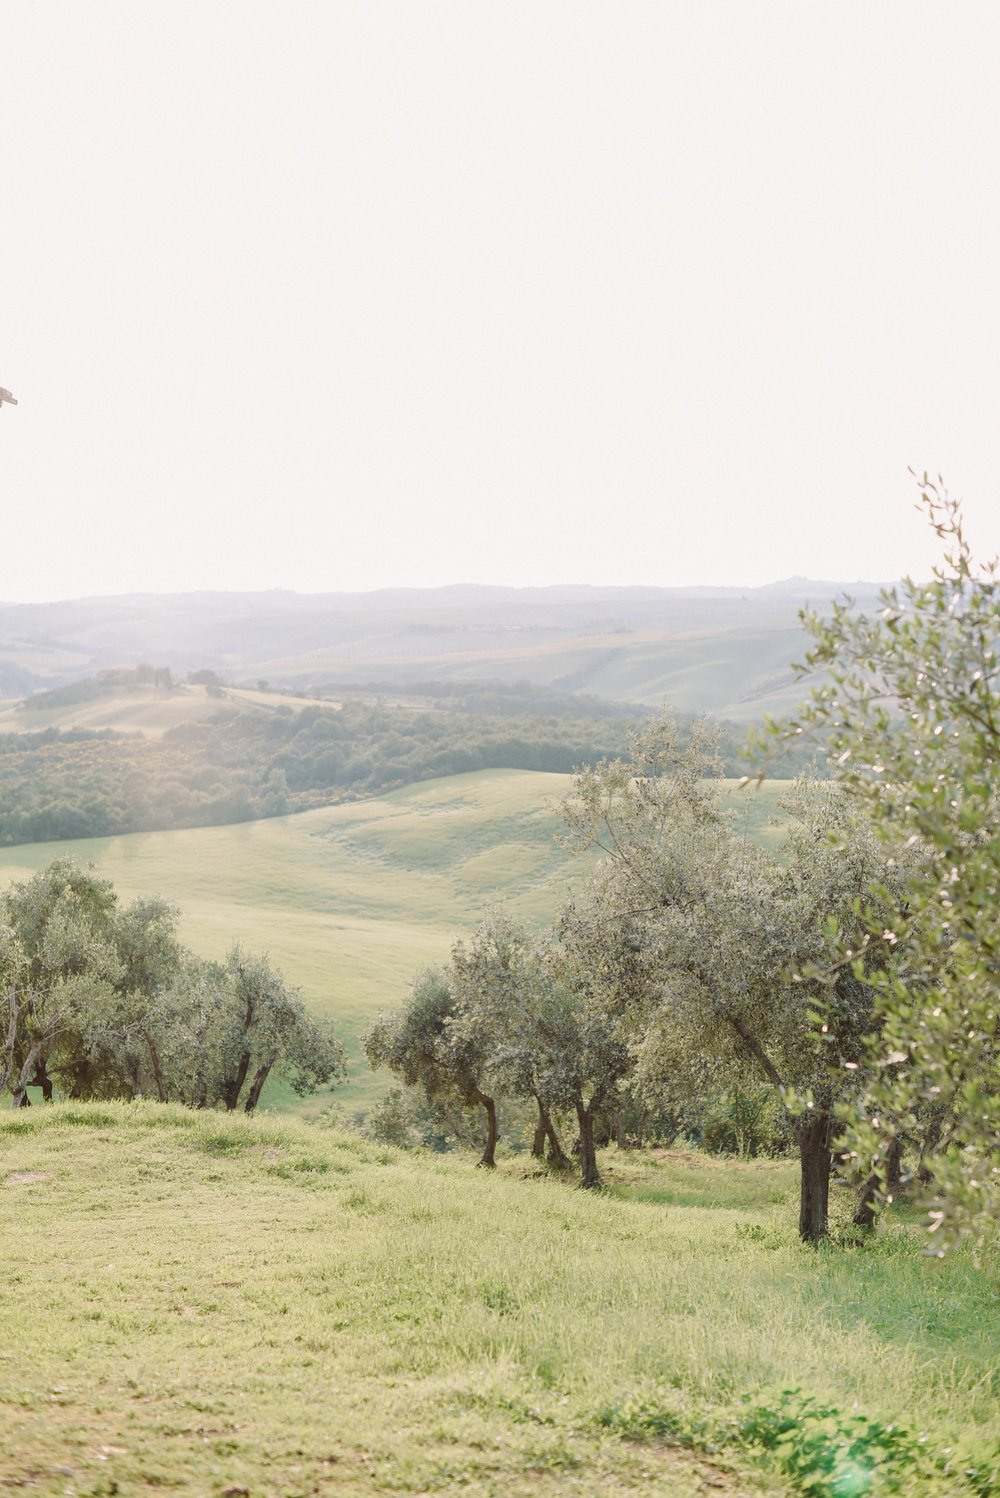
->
2, 2, 1000, 602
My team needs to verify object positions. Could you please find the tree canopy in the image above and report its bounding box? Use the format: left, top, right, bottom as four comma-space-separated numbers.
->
0, 860, 344, 1114
786, 479, 1000, 1248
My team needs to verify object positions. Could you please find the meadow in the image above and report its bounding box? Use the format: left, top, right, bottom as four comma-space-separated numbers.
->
0, 770, 787, 1116
0, 682, 328, 738
2, 1102, 996, 1497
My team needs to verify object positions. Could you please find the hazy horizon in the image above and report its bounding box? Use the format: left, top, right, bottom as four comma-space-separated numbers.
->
4, 4, 1000, 602
0, 571, 897, 610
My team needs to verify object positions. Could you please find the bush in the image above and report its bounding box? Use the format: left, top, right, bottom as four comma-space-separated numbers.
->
700, 1088, 793, 1158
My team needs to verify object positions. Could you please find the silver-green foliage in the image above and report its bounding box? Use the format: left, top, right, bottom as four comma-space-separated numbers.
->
0, 859, 344, 1112
787, 479, 1000, 1248
562, 715, 909, 1239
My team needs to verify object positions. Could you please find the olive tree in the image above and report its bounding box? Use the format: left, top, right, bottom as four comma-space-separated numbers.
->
547, 889, 646, 1189
0, 861, 123, 1104
147, 944, 345, 1113
449, 910, 571, 1169
364, 968, 502, 1166
564, 716, 907, 1240
0, 861, 344, 1115
787, 478, 1000, 1247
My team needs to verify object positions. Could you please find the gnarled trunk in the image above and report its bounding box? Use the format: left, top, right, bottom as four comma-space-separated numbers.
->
243, 1060, 274, 1115
34, 1056, 54, 1102
531, 1097, 547, 1159
545, 1114, 570, 1170
223, 1049, 252, 1111
474, 1090, 498, 1168
144, 1030, 168, 1103
575, 1100, 602, 1190
531, 1097, 570, 1168
11, 1040, 42, 1109
796, 1110, 833, 1243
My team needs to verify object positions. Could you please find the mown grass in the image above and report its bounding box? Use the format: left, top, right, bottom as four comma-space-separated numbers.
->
0, 771, 787, 1115
1, 1104, 996, 1497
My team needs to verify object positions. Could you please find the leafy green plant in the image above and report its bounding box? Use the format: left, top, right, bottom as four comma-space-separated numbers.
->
784, 480, 1000, 1248
598, 1386, 1000, 1496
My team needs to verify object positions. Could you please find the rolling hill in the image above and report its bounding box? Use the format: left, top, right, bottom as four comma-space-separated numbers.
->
0, 679, 329, 738
0, 769, 788, 1115
0, 578, 882, 720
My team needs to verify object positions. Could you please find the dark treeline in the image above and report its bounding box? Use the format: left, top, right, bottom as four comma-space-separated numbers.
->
0, 676, 821, 846
314, 676, 639, 719
0, 699, 636, 845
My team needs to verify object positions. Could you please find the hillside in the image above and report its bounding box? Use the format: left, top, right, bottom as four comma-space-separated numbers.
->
0, 579, 882, 719
2, 1103, 996, 1496
0, 679, 327, 738
0, 769, 788, 1114
0, 686, 647, 848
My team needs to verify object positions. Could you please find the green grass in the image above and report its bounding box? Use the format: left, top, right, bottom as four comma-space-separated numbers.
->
0, 771, 788, 1117
1, 1104, 996, 1497
0, 682, 332, 737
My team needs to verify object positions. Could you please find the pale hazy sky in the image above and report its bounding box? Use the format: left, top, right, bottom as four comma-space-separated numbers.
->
3, 2, 1000, 602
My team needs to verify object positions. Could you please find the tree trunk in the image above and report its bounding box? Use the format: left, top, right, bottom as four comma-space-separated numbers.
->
575, 1101, 602, 1190
144, 1030, 168, 1103
853, 1135, 904, 1228
243, 1060, 273, 1115
531, 1097, 547, 1159
545, 1114, 571, 1171
223, 1049, 252, 1111
886, 1134, 903, 1195
797, 1110, 832, 1243
475, 1091, 498, 1168
918, 1108, 945, 1184
11, 1041, 42, 1109
612, 1109, 627, 1149
34, 1056, 54, 1103
193, 1040, 209, 1109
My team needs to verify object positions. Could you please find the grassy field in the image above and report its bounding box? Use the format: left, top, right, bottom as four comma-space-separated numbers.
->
0, 772, 787, 1117
0, 682, 333, 737
1, 1103, 996, 1497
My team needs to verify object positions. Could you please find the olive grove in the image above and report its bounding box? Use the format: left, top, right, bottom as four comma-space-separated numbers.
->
0, 859, 344, 1112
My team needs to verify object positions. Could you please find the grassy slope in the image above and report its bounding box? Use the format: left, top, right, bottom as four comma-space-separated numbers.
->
0, 772, 787, 1116
0, 682, 331, 737
2, 1104, 997, 1497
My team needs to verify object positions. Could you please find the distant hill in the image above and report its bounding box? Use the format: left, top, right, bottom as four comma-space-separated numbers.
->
0, 675, 328, 738
0, 579, 884, 721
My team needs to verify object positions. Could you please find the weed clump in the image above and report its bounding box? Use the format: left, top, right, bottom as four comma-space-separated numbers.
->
598, 1386, 1000, 1496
